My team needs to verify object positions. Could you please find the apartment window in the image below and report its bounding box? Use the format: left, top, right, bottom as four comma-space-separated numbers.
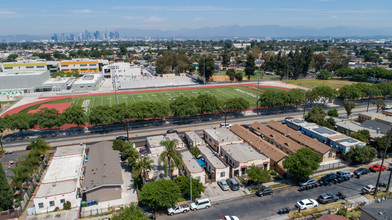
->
89, 64, 97, 66
80, 64, 87, 66
81, 68, 88, 70
37, 66, 45, 68
328, 151, 333, 158
60, 199, 65, 204
220, 172, 225, 177
26, 66, 34, 69
4, 67, 12, 69
61, 65, 68, 67
49, 201, 55, 207
38, 203, 44, 208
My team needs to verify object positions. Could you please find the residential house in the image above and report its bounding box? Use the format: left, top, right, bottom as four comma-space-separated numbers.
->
179, 149, 206, 184
203, 128, 243, 153
185, 131, 205, 147
197, 144, 229, 182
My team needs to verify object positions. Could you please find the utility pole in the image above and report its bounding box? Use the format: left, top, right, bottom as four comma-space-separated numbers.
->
286, 57, 289, 84
256, 65, 261, 113
203, 55, 206, 85
126, 112, 130, 142
374, 129, 391, 196
190, 174, 192, 202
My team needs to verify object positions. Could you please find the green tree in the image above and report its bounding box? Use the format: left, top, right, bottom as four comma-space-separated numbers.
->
195, 93, 219, 115
32, 108, 64, 129
89, 105, 115, 125
372, 99, 385, 112
27, 138, 51, 157
283, 148, 322, 182
63, 105, 86, 127
121, 145, 140, 168
311, 86, 336, 105
174, 175, 205, 200
316, 70, 332, 80
140, 179, 181, 209
246, 164, 271, 185
63, 201, 71, 210
0, 116, 9, 152
5, 54, 18, 62
225, 98, 249, 112
0, 166, 13, 211
169, 95, 197, 118
189, 146, 200, 157
350, 130, 370, 142
111, 203, 150, 220
347, 145, 377, 165
305, 106, 326, 123
327, 108, 339, 117
226, 69, 236, 81
132, 156, 154, 179
198, 55, 215, 82
339, 85, 361, 101
245, 53, 256, 80
159, 140, 183, 179
221, 52, 231, 69
235, 72, 243, 81
344, 102, 356, 118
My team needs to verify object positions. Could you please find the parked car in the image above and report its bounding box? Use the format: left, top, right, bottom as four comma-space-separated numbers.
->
320, 173, 338, 183
295, 199, 318, 210
226, 178, 240, 191
166, 129, 178, 134
354, 168, 370, 177
278, 207, 290, 215
217, 180, 230, 191
139, 147, 149, 155
382, 105, 392, 110
317, 193, 339, 204
369, 164, 387, 172
116, 136, 128, 141
299, 178, 317, 186
336, 171, 354, 179
256, 187, 273, 197
361, 185, 377, 194
167, 204, 190, 215
190, 198, 211, 211
220, 123, 232, 128
224, 216, 239, 220
336, 192, 346, 200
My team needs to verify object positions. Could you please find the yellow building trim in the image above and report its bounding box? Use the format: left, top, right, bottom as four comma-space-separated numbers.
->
60, 61, 98, 65
3, 63, 47, 67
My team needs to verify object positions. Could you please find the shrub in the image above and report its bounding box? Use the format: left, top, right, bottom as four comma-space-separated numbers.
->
337, 208, 347, 217
54, 207, 60, 211
270, 170, 277, 176
63, 201, 71, 210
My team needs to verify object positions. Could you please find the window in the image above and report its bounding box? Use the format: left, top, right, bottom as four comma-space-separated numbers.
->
26, 66, 34, 69
80, 64, 87, 67
49, 201, 55, 207
37, 66, 45, 68
60, 199, 65, 204
4, 67, 12, 69
90, 64, 97, 66
81, 68, 88, 70
38, 203, 44, 208
220, 172, 225, 177
328, 151, 333, 158
61, 65, 68, 67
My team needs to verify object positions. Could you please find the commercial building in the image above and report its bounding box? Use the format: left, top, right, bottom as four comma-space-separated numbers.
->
335, 121, 383, 139
72, 74, 104, 91
267, 120, 336, 162
185, 131, 205, 147
180, 149, 206, 184
375, 116, 392, 126
0, 70, 50, 92
285, 118, 365, 153
196, 144, 229, 182
358, 112, 385, 122
220, 143, 270, 177
250, 122, 302, 155
42, 77, 75, 91
203, 128, 243, 153
102, 63, 142, 78
0, 61, 47, 72
59, 59, 99, 73
83, 141, 123, 202
33, 145, 85, 214
231, 125, 287, 175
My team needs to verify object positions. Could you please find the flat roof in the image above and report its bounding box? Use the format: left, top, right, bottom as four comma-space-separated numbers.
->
0, 71, 48, 76
287, 118, 319, 129
35, 179, 77, 198
43, 77, 73, 85
42, 155, 83, 183
185, 131, 205, 145
180, 150, 205, 174
147, 135, 166, 148
166, 133, 184, 146
197, 145, 227, 169
204, 128, 242, 144
73, 74, 102, 85
221, 143, 269, 163
376, 116, 392, 123
359, 198, 392, 219
332, 137, 365, 147
358, 112, 385, 118
84, 141, 123, 192
231, 125, 287, 163
54, 145, 84, 157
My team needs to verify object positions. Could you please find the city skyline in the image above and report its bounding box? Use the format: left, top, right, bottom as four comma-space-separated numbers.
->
1, 0, 392, 36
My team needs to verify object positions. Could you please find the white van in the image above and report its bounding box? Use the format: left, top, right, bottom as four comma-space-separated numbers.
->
190, 198, 211, 211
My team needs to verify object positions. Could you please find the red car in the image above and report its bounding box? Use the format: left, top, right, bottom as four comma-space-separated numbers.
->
369, 164, 387, 172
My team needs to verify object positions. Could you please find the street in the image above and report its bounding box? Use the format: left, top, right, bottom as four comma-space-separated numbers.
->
159, 170, 392, 220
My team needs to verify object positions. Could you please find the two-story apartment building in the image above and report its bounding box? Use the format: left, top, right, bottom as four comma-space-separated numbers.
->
197, 144, 229, 182
203, 128, 243, 153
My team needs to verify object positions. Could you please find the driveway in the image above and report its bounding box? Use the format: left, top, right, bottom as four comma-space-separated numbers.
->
202, 182, 250, 203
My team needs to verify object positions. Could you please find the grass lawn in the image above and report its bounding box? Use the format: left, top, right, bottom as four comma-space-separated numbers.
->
24, 85, 282, 113
287, 79, 363, 89
288, 201, 352, 218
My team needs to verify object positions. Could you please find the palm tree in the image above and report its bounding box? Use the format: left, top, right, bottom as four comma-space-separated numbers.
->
27, 138, 51, 157
158, 139, 183, 179
132, 156, 154, 179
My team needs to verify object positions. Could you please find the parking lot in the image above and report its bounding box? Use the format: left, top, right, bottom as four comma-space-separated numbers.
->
202, 182, 251, 203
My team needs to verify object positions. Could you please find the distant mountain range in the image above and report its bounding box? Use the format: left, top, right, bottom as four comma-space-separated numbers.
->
1, 25, 392, 42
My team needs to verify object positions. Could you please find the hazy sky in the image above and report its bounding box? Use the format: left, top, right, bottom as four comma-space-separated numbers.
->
1, 0, 391, 35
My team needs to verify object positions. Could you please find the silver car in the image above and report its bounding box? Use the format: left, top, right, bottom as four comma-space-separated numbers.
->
217, 180, 230, 191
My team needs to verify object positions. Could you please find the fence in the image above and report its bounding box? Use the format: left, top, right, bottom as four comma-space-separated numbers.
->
316, 160, 348, 173
79, 205, 124, 218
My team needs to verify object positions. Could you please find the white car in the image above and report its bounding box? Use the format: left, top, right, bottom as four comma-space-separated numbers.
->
224, 216, 239, 220
295, 199, 318, 210
190, 198, 211, 211
220, 123, 232, 128
362, 185, 376, 194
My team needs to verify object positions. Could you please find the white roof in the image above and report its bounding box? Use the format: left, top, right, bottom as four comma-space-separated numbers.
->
180, 150, 205, 174
42, 155, 83, 183
73, 74, 102, 85
333, 137, 365, 147
35, 180, 77, 198
197, 145, 227, 169
204, 128, 242, 144
359, 112, 385, 118
185, 131, 205, 145
54, 145, 84, 157
376, 116, 392, 124
221, 143, 269, 163
165, 133, 184, 146
147, 135, 167, 148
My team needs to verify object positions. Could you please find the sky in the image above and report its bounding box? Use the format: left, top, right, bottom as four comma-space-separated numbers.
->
1, 0, 392, 35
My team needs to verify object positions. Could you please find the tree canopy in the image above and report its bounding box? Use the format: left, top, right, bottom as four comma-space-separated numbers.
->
197, 55, 215, 82
347, 145, 377, 165
0, 166, 13, 211
246, 164, 271, 185
283, 148, 322, 182
174, 175, 204, 200
111, 203, 150, 220
140, 179, 181, 209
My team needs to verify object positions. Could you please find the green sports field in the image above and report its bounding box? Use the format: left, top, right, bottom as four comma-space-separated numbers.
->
38, 86, 282, 112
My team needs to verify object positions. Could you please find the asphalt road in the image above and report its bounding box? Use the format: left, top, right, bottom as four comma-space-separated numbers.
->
2, 102, 378, 151
159, 171, 392, 220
